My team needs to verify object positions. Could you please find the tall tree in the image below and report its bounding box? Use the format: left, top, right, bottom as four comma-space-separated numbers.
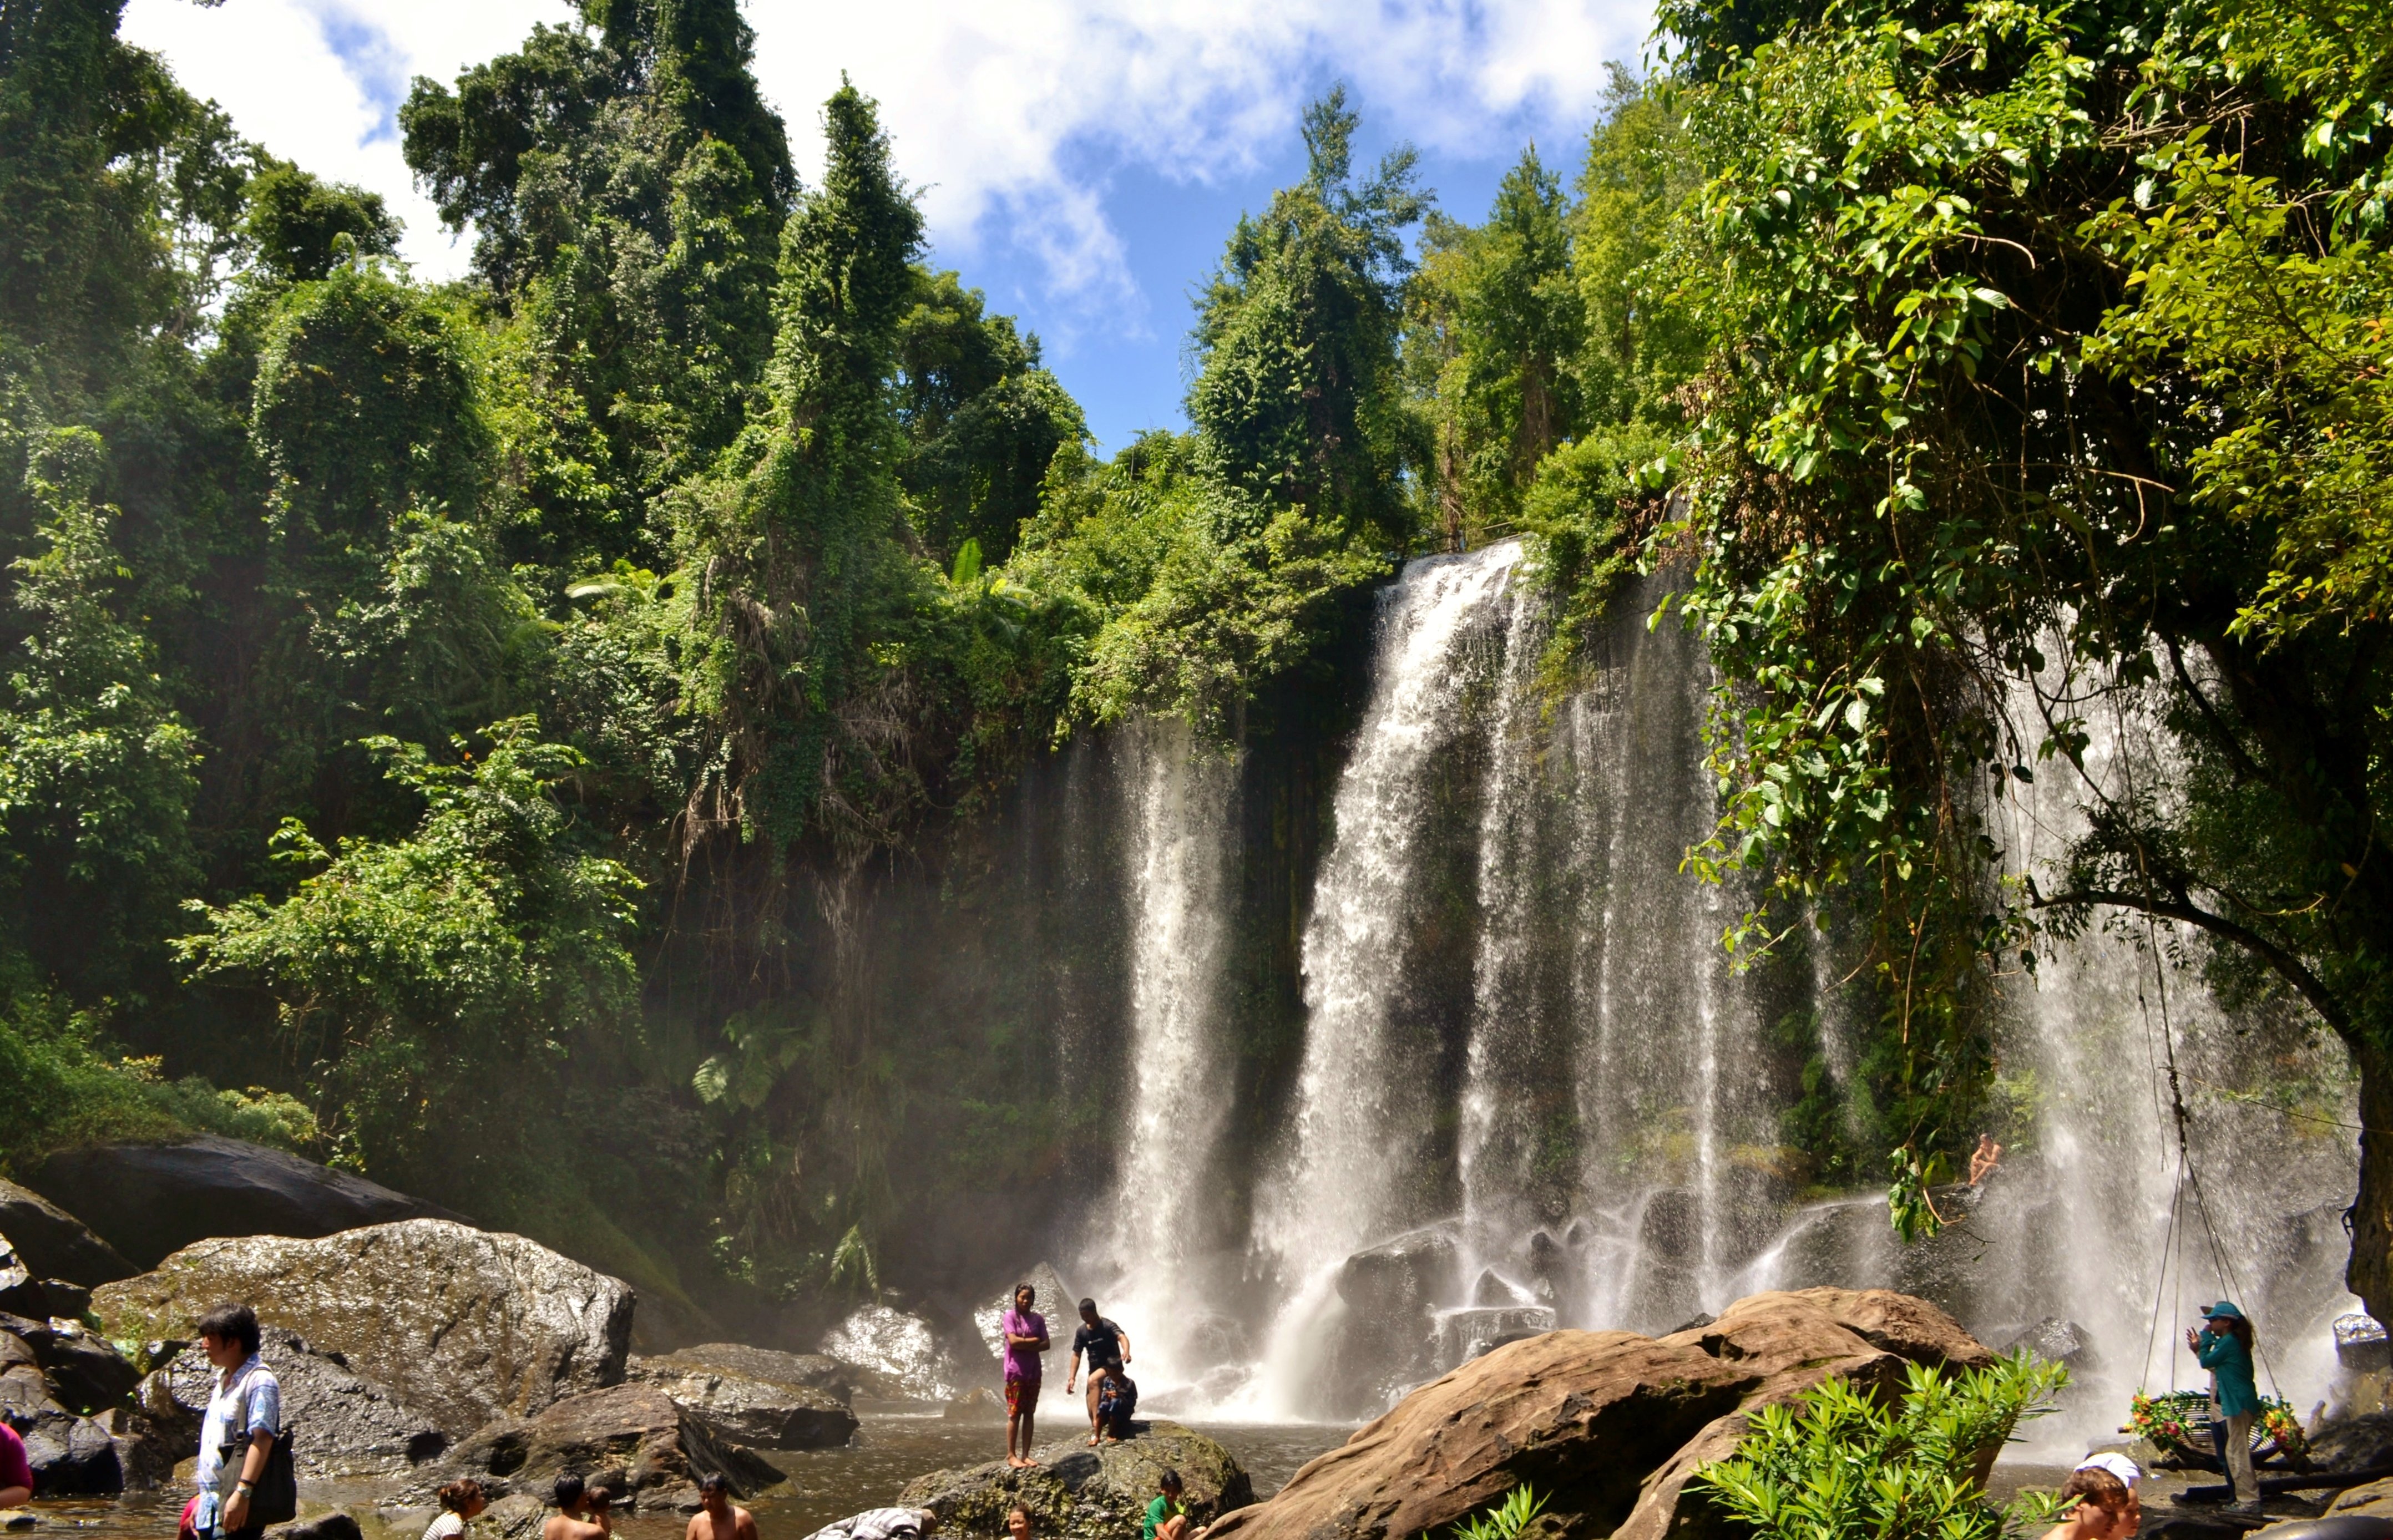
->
1189, 87, 1426, 548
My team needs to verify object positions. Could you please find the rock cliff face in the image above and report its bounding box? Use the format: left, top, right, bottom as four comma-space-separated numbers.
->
149, 1329, 451, 1479
92, 1219, 633, 1436
900, 1421, 1252, 1540
30, 1137, 466, 1269
1205, 1288, 1992, 1540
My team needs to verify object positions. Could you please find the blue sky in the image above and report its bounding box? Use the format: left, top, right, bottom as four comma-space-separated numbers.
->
121, 0, 1656, 453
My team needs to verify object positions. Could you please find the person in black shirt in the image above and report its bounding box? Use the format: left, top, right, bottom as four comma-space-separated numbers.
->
1065, 1298, 1132, 1446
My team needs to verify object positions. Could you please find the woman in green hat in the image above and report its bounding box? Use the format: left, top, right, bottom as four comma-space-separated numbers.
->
2187, 1302, 2260, 1506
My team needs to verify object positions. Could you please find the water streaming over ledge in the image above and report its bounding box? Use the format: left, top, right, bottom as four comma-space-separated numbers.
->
1071, 540, 2357, 1440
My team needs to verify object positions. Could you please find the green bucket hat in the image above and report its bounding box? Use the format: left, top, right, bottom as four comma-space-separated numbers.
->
2204, 1300, 2245, 1321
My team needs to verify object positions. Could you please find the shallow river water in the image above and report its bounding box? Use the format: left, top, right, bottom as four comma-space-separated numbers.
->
17, 1419, 1357, 1540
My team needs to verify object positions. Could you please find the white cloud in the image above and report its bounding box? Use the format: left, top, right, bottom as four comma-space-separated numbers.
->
119, 0, 1652, 300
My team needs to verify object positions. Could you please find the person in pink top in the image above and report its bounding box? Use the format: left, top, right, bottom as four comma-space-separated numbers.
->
1, 1414, 34, 1508
1001, 1282, 1050, 1468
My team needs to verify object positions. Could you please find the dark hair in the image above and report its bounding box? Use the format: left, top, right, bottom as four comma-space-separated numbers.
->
196, 1303, 261, 1356
554, 1474, 586, 1508
1014, 1283, 1035, 1302
699, 1473, 729, 1497
1005, 1506, 1031, 1526
439, 1480, 486, 1513
2058, 1468, 2129, 1513
2220, 1315, 2257, 1351
1158, 1470, 1183, 1492
586, 1486, 615, 1509
1079, 1298, 1097, 1313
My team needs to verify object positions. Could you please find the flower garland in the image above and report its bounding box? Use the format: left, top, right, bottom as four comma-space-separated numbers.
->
2128, 1391, 2309, 1463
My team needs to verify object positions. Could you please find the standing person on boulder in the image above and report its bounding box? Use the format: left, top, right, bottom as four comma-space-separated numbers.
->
1001, 1282, 1050, 1468
194, 1303, 281, 1540
2187, 1302, 2261, 1507
1065, 1299, 1130, 1447
687, 1473, 757, 1540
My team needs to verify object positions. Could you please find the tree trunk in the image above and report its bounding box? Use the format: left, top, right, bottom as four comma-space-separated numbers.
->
2349, 1041, 2393, 1325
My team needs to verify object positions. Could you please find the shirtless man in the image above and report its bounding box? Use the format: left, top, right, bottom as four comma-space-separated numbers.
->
687, 1474, 758, 1540
543, 1475, 606, 1540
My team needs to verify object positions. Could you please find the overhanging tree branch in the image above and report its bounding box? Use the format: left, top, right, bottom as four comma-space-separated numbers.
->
2031, 883, 2353, 1039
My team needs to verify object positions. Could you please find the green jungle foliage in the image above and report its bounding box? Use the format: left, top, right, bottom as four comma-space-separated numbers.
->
1, 0, 2385, 1319
1696, 1356, 2070, 1540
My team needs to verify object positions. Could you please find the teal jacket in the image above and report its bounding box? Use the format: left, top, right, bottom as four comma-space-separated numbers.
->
2196, 1328, 2260, 1419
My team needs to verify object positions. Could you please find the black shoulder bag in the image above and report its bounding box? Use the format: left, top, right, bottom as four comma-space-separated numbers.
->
220, 1367, 298, 1528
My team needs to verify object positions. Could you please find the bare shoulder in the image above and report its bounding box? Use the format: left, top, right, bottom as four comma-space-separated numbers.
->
735, 1507, 759, 1540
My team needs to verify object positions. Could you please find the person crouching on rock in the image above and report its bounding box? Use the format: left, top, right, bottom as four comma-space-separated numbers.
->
1066, 1299, 1130, 1448
425, 1480, 488, 1540
2189, 1301, 2261, 1508
195, 1303, 281, 1540
1142, 1470, 1191, 1540
544, 1474, 605, 1540
1002, 1281, 1050, 1469
689, 1473, 757, 1540
2040, 1466, 2132, 1540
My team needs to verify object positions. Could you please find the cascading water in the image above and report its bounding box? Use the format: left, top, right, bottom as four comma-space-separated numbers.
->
1082, 546, 2355, 1440
1076, 718, 1242, 1396
1242, 541, 1524, 1416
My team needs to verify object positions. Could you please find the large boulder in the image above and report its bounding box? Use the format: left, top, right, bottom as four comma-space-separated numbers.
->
900, 1420, 1252, 1540
0, 1181, 135, 1287
0, 1345, 119, 1496
1319, 1226, 1465, 1414
822, 1305, 973, 1402
1203, 1288, 1992, 1540
93, 1219, 632, 1437
633, 1343, 857, 1450
145, 1328, 449, 1478
28, 1136, 466, 1269
428, 1382, 783, 1506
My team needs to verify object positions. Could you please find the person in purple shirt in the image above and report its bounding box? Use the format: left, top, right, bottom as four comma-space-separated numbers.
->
1001, 1282, 1050, 1468
1, 1413, 34, 1508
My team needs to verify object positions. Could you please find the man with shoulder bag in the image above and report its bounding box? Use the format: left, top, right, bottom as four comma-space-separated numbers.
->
186, 1304, 293, 1540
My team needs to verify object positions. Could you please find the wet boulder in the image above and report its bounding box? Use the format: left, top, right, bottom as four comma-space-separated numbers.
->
146, 1328, 449, 1478
28, 1136, 466, 1269
0, 1314, 140, 1416
1996, 1317, 2101, 1374
1203, 1288, 1992, 1540
822, 1305, 973, 1402
0, 1351, 119, 1496
429, 1382, 783, 1506
634, 1343, 857, 1450
0, 1181, 134, 1287
900, 1420, 1252, 1540
93, 1219, 631, 1437
1317, 1226, 1464, 1415
265, 1514, 365, 1540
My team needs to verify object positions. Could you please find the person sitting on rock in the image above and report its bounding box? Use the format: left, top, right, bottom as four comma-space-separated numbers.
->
543, 1475, 605, 1540
1142, 1470, 1191, 1540
2040, 1465, 2131, 1540
1095, 1370, 1137, 1442
687, 1473, 757, 1540
1065, 1299, 1131, 1447
1002, 1281, 1050, 1470
1969, 1133, 2002, 1187
425, 1480, 488, 1540
798, 1506, 939, 1540
0, 1410, 33, 1509
194, 1302, 281, 1540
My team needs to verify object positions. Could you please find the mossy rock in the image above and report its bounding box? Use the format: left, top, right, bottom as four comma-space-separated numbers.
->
899, 1421, 1252, 1540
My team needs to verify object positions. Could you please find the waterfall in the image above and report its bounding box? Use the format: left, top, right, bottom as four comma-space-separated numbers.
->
1069, 547, 2356, 1440
1242, 540, 1523, 1416
1080, 717, 1240, 1399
